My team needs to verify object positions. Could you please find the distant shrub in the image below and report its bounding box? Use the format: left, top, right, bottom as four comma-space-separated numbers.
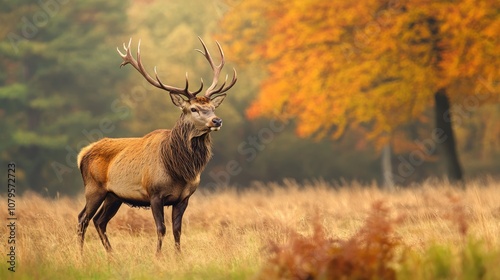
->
258, 201, 402, 280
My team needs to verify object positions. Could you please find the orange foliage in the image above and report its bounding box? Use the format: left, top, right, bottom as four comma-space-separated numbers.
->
258, 202, 401, 280
220, 0, 499, 143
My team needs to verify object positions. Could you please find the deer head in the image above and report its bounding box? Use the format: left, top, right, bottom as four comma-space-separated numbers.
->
117, 37, 237, 135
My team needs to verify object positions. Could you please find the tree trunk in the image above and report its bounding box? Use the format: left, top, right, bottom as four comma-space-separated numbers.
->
381, 143, 395, 191
434, 88, 463, 183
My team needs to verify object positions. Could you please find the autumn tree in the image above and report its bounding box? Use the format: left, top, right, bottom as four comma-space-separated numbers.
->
220, 0, 499, 184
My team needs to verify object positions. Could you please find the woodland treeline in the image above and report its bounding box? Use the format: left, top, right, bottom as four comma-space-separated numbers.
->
1, 0, 499, 195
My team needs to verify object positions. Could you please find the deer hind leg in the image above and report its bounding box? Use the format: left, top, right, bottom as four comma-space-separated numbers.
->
93, 194, 122, 252
78, 186, 107, 252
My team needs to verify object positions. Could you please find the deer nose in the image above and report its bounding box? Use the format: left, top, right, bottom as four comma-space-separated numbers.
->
212, 118, 223, 127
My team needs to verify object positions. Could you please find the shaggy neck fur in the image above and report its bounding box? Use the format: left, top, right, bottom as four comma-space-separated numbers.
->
161, 114, 212, 183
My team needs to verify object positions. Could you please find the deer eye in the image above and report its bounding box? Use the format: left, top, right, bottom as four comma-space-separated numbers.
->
190, 108, 198, 113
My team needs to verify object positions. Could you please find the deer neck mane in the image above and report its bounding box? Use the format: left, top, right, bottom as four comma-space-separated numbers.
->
161, 116, 212, 183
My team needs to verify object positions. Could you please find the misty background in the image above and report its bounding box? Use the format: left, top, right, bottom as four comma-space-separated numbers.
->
1, 0, 498, 196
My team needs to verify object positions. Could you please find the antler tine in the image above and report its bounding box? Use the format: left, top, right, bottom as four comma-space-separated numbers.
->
117, 38, 199, 100
223, 68, 238, 93
116, 38, 132, 68
196, 37, 237, 98
186, 72, 203, 96
208, 68, 238, 96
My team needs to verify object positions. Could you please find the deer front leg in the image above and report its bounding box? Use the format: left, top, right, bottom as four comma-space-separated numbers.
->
172, 197, 190, 252
150, 196, 166, 255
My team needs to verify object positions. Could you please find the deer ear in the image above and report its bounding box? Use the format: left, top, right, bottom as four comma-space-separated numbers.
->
211, 94, 226, 108
170, 93, 188, 109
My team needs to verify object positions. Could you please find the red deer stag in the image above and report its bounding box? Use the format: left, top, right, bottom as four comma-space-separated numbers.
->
77, 37, 237, 254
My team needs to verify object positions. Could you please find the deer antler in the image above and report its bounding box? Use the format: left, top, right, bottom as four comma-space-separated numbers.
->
117, 38, 203, 100
196, 37, 237, 99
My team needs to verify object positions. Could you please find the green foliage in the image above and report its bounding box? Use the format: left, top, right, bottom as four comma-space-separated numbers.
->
399, 240, 500, 280
0, 83, 27, 100
0, 0, 130, 194
426, 246, 454, 279
462, 240, 487, 280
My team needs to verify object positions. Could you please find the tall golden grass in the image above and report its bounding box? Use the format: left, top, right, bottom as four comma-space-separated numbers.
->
2, 179, 500, 279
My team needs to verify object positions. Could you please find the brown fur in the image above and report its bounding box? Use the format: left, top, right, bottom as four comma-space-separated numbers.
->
77, 105, 219, 254
161, 120, 212, 184
78, 37, 236, 255
78, 115, 212, 205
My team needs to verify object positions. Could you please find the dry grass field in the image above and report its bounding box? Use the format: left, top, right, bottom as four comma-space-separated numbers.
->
2, 179, 500, 279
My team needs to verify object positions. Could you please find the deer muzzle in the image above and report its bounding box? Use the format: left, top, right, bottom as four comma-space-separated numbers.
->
210, 117, 223, 131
